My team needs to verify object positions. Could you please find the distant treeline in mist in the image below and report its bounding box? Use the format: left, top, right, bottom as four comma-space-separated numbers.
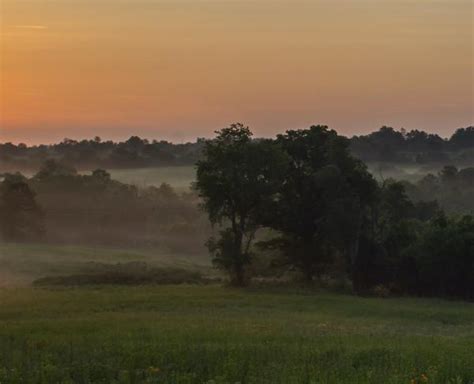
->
1, 126, 473, 171
403, 165, 474, 214
0, 161, 209, 252
0, 136, 205, 171
351, 126, 474, 164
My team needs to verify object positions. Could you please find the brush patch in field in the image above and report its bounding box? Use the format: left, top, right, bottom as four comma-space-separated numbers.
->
33, 262, 209, 286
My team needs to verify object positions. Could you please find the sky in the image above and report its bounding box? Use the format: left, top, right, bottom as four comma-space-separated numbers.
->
0, 0, 473, 144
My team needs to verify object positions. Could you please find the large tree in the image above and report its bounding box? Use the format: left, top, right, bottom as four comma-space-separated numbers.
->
195, 123, 287, 285
264, 125, 377, 282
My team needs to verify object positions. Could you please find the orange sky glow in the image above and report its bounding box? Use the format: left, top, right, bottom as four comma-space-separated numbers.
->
0, 0, 473, 144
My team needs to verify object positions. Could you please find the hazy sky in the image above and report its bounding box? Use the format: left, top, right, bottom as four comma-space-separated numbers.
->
1, 0, 473, 144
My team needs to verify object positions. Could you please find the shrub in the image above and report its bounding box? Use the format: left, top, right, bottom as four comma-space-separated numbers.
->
33, 262, 206, 286
371, 284, 391, 298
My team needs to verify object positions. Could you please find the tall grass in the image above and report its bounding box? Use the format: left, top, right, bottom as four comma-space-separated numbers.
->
0, 285, 473, 383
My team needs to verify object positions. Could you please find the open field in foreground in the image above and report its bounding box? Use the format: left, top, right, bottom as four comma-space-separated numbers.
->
0, 285, 473, 384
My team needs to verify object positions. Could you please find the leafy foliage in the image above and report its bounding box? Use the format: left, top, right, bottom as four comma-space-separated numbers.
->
404, 165, 474, 214
195, 124, 287, 285
262, 125, 378, 281
404, 215, 474, 299
0, 175, 44, 241
196, 124, 473, 299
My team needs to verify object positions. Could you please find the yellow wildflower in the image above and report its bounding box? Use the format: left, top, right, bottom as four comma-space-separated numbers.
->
147, 366, 160, 374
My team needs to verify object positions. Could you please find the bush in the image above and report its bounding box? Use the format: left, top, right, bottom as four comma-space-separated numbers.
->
318, 275, 353, 294
33, 262, 206, 286
371, 284, 391, 298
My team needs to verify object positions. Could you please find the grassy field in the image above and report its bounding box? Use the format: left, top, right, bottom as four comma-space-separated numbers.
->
1, 244, 473, 383
0, 285, 473, 383
0, 243, 212, 286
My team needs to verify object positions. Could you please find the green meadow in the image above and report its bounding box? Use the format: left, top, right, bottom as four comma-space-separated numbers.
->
0, 244, 473, 383
0, 285, 473, 383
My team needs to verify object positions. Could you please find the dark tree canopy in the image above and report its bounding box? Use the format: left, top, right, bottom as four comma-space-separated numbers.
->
195, 123, 287, 285
261, 125, 378, 281
0, 176, 44, 241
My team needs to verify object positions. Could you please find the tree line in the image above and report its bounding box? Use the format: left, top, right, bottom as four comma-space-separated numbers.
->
403, 165, 474, 214
351, 126, 474, 164
0, 161, 208, 252
1, 124, 473, 300
195, 124, 473, 300
1, 126, 473, 171
0, 136, 205, 171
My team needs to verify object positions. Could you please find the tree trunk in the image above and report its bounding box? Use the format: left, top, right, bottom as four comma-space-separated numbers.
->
350, 211, 363, 293
303, 265, 313, 282
301, 237, 314, 283
233, 263, 246, 286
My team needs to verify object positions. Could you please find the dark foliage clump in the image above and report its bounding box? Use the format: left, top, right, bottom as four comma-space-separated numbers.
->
0, 136, 205, 172
0, 173, 44, 241
196, 124, 474, 300
351, 126, 474, 165
33, 262, 206, 286
1, 126, 473, 172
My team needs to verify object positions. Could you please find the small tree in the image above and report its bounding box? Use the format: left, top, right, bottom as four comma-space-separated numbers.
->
34, 159, 77, 181
195, 123, 286, 285
0, 176, 44, 241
